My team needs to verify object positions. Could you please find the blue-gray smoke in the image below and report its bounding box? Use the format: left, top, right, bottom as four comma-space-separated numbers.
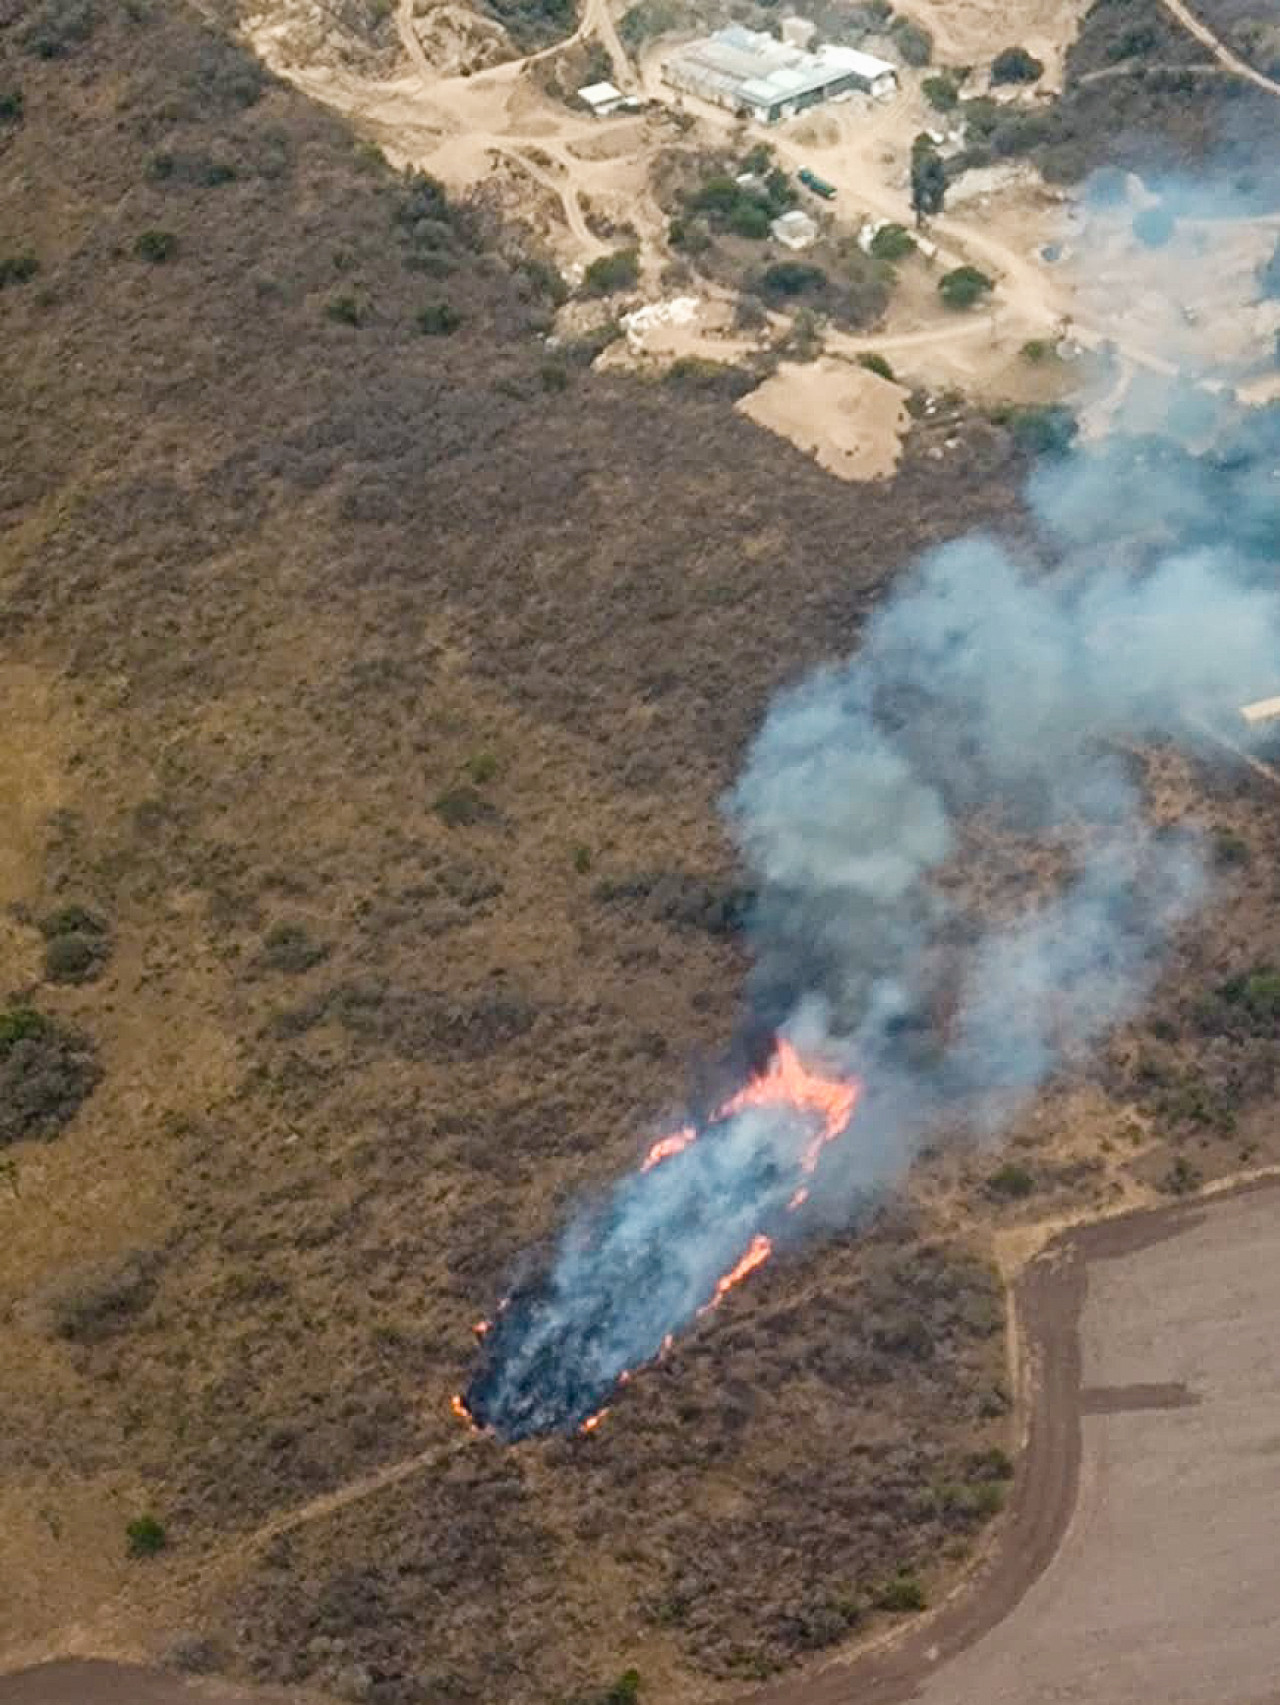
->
467, 180, 1280, 1439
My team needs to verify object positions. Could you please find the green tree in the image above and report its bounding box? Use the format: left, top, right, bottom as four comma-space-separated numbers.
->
910, 137, 946, 224
938, 264, 994, 308
990, 45, 1044, 83
582, 248, 639, 295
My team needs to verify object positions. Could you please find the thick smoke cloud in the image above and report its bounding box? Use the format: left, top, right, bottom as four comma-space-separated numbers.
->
468, 178, 1280, 1440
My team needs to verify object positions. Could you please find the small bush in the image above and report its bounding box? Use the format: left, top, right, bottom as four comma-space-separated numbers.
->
572, 844, 593, 873
0, 1007, 100, 1147
44, 933, 106, 984
0, 253, 39, 288
260, 922, 329, 974
922, 72, 959, 110
1162, 1154, 1201, 1196
541, 358, 570, 391
891, 16, 932, 64
126, 1515, 167, 1558
21, 0, 95, 58
869, 222, 916, 261
875, 1570, 926, 1613
729, 199, 771, 239
1020, 337, 1056, 363
667, 216, 710, 254
1213, 830, 1250, 868
466, 750, 498, 784
757, 261, 827, 299
434, 785, 497, 828
0, 90, 23, 122
938, 264, 993, 309
986, 1161, 1035, 1199
607, 1673, 641, 1705
582, 248, 640, 295
326, 292, 363, 326
135, 229, 177, 264
991, 45, 1044, 83
1008, 403, 1078, 456
416, 301, 462, 335
662, 357, 755, 399
857, 351, 896, 381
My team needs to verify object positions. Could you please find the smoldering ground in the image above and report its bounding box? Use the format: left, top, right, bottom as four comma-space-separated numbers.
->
467, 172, 1280, 1441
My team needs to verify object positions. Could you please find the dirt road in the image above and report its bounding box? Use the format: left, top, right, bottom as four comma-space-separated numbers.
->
1156, 0, 1280, 95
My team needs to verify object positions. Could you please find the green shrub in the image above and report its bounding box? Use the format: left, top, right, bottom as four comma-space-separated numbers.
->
541, 357, 570, 391
416, 301, 462, 335
607, 1673, 641, 1705
0, 90, 23, 122
991, 45, 1044, 82
259, 921, 329, 974
21, 0, 95, 58
0, 252, 39, 288
1020, 337, 1056, 362
729, 199, 771, 239
434, 784, 497, 827
1008, 403, 1078, 456
1212, 830, 1250, 868
875, 1570, 926, 1613
583, 248, 640, 295
757, 261, 827, 299
891, 16, 932, 63
938, 264, 993, 308
326, 292, 363, 326
135, 229, 177, 264
573, 844, 593, 873
922, 72, 959, 110
44, 933, 107, 985
986, 1161, 1035, 1198
663, 356, 755, 399
466, 750, 498, 784
667, 216, 710, 254
126, 1515, 167, 1558
0, 1007, 100, 1146
1162, 1154, 1201, 1196
869, 222, 916, 261
857, 351, 896, 380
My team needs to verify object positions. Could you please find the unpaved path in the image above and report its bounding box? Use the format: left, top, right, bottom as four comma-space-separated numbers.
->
1156, 0, 1280, 95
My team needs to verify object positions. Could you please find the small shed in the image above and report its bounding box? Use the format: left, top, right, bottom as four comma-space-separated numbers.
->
578, 80, 627, 116
771, 208, 818, 250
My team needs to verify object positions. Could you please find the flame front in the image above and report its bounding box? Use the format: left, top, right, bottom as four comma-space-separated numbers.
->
459, 1038, 861, 1441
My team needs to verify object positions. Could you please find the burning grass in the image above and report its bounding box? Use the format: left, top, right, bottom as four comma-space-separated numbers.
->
459, 1040, 860, 1440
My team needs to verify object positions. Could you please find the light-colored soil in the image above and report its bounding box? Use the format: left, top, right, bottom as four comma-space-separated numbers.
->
896, 0, 1093, 88
736, 358, 911, 481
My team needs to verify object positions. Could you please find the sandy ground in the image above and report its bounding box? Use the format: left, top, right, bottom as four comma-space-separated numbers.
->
736, 358, 911, 481
897, 0, 1093, 88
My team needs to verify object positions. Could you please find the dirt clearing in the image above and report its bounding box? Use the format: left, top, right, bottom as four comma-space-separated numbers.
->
736, 359, 911, 481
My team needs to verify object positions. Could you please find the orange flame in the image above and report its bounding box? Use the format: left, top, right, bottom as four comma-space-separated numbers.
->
458, 1040, 860, 1438
641, 1124, 697, 1171
697, 1232, 774, 1315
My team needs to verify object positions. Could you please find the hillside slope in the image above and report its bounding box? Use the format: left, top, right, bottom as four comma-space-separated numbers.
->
0, 5, 1028, 1701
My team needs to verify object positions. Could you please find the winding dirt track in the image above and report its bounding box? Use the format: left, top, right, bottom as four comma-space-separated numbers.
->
1155, 0, 1280, 95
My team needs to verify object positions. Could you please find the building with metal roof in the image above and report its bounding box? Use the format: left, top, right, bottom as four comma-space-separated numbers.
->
662, 27, 897, 124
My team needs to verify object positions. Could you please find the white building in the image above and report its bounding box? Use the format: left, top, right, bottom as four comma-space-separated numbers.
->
771, 209, 819, 249
578, 80, 628, 117
662, 27, 897, 124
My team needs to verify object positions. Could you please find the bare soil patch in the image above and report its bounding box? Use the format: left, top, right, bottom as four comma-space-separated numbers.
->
736, 359, 911, 482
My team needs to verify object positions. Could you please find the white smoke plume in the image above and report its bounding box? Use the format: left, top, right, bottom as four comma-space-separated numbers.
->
466, 171, 1280, 1440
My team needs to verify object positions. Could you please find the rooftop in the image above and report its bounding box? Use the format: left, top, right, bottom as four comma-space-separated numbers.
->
666, 27, 895, 109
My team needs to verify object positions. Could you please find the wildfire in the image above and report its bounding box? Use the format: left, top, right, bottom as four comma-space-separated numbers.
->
451, 1392, 478, 1430
454, 1037, 861, 1441
641, 1039, 858, 1183
696, 1232, 774, 1315
641, 1124, 697, 1171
